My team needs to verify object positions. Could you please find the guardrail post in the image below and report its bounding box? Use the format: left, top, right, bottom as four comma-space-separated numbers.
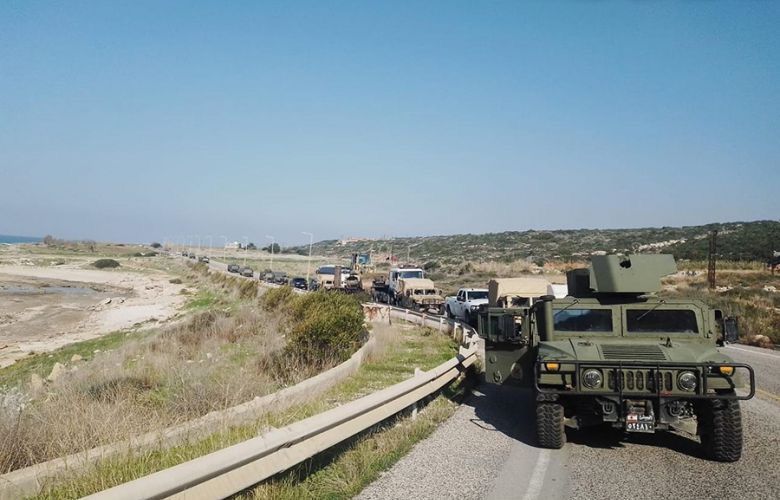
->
411, 367, 422, 420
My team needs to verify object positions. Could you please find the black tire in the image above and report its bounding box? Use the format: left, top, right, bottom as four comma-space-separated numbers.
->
697, 393, 743, 462
536, 401, 565, 449
445, 305, 454, 319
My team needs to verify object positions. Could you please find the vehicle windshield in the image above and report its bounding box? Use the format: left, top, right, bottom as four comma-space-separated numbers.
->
414, 289, 437, 295
318, 266, 335, 275
467, 291, 488, 300
399, 270, 423, 279
626, 309, 699, 333
554, 308, 613, 333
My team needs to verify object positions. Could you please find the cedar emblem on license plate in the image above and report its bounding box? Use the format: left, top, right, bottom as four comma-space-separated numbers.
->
625, 413, 655, 433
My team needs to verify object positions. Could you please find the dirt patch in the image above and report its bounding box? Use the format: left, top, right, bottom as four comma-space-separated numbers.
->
0, 264, 186, 368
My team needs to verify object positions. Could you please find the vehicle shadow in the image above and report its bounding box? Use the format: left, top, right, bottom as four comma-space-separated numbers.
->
465, 382, 707, 459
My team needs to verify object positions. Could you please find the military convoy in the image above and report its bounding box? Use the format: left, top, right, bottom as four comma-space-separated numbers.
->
476, 254, 755, 461
371, 265, 445, 313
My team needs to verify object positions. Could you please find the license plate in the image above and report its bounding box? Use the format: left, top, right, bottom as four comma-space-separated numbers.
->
625, 413, 655, 433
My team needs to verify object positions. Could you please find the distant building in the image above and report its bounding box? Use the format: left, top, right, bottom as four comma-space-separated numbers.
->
225, 241, 241, 250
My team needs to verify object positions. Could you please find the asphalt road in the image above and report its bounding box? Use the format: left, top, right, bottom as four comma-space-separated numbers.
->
359, 345, 780, 500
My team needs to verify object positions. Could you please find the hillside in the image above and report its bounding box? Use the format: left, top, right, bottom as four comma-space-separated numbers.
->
287, 220, 780, 265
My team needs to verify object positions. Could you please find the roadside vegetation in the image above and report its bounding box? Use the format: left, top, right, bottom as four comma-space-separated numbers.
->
661, 267, 780, 344
0, 262, 366, 474
33, 325, 459, 499
92, 258, 121, 269
291, 220, 779, 264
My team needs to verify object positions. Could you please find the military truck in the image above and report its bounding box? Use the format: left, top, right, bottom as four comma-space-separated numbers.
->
477, 254, 755, 462
396, 278, 445, 314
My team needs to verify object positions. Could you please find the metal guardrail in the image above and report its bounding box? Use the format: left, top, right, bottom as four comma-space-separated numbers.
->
84, 301, 479, 499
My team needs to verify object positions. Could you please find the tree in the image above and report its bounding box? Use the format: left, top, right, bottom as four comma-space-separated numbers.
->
247, 242, 257, 250
263, 243, 281, 254
43, 235, 55, 246
150, 242, 162, 249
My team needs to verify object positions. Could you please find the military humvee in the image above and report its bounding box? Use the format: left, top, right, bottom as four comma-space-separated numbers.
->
397, 278, 445, 314
477, 254, 755, 462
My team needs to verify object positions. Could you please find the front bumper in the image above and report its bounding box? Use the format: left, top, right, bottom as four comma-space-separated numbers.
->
534, 359, 755, 401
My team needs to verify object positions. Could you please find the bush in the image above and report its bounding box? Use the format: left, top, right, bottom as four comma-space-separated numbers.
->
169, 278, 183, 284
132, 252, 158, 258
284, 292, 365, 366
92, 259, 120, 269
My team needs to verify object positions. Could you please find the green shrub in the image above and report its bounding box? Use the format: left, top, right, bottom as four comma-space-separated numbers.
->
92, 259, 120, 269
285, 292, 365, 366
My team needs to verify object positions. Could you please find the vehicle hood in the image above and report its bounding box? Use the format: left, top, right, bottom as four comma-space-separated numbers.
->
539, 338, 734, 364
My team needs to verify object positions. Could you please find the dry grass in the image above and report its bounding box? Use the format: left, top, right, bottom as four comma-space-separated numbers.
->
31, 325, 456, 499
0, 305, 310, 473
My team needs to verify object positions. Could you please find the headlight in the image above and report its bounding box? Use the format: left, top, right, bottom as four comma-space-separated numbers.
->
677, 371, 698, 392
582, 369, 603, 389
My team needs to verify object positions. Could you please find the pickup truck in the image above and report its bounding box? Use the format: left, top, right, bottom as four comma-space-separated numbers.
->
444, 288, 489, 324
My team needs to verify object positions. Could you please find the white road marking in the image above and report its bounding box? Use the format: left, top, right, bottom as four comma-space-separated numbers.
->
724, 345, 780, 360
521, 448, 550, 500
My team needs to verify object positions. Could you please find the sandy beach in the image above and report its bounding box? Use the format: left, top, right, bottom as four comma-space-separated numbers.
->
0, 262, 186, 368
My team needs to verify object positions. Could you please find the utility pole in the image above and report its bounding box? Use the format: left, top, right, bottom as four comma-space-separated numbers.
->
266, 235, 275, 271
242, 236, 249, 266
220, 236, 228, 262
708, 230, 718, 289
302, 231, 314, 284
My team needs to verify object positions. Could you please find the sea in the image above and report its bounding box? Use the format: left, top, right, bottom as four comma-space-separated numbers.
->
0, 234, 42, 244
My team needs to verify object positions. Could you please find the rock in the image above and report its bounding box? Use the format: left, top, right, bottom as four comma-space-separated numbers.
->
205, 352, 213, 360
70, 354, 83, 362
763, 285, 777, 293
30, 373, 44, 391
102, 298, 112, 305
46, 362, 66, 382
118, 297, 126, 303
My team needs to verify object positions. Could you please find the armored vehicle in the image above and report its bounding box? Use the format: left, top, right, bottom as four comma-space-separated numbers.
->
396, 278, 445, 314
477, 254, 755, 462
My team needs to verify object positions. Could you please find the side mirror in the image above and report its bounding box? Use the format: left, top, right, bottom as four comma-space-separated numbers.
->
723, 316, 739, 343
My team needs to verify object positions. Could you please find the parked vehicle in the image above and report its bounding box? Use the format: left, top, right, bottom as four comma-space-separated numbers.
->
477, 254, 755, 461
240, 267, 254, 278
199, 256, 210, 263
444, 288, 489, 324
290, 277, 308, 290
227, 263, 240, 273
315, 265, 356, 290
272, 272, 289, 285
396, 278, 445, 314
372, 266, 427, 305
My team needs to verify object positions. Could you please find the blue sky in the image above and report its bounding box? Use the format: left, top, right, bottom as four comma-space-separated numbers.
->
1, 1, 778, 246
